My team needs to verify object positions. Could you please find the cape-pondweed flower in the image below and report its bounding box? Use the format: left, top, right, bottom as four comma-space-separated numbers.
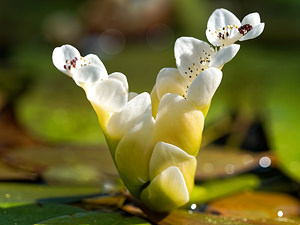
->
52, 8, 264, 212
151, 36, 239, 117
206, 8, 265, 47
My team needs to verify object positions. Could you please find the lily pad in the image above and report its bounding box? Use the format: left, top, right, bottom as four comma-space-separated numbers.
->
207, 191, 300, 219
37, 211, 150, 225
2, 145, 118, 186
0, 203, 85, 225
0, 183, 100, 208
189, 174, 260, 205
42, 164, 110, 187
0, 160, 36, 181
196, 147, 271, 180
145, 209, 254, 225
144, 209, 300, 225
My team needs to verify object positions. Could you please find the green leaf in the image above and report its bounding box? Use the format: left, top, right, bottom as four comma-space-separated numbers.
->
0, 183, 100, 208
189, 174, 260, 205
0, 203, 85, 225
267, 86, 300, 182
37, 211, 150, 225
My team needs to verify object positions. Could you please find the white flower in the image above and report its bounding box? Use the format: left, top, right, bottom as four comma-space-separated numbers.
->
52, 45, 128, 113
206, 8, 265, 47
152, 36, 237, 117
52, 44, 107, 80
174, 36, 239, 81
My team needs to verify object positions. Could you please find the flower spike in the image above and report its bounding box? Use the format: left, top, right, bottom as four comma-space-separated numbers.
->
52, 7, 264, 212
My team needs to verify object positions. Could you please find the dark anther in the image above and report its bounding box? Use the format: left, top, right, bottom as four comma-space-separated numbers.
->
238, 24, 253, 36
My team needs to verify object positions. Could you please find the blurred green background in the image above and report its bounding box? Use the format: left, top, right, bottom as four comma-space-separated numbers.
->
0, 0, 299, 177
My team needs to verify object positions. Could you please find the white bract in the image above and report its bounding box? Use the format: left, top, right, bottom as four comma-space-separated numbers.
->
206, 8, 265, 47
52, 8, 264, 212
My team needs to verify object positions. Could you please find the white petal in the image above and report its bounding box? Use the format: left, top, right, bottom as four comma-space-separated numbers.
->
240, 23, 265, 41
128, 92, 138, 101
207, 8, 241, 31
73, 65, 107, 85
140, 166, 189, 212
155, 68, 187, 99
241, 12, 261, 26
209, 44, 240, 68
83, 54, 107, 70
206, 8, 241, 46
52, 45, 81, 76
108, 72, 128, 92
175, 37, 213, 78
86, 79, 127, 113
149, 142, 196, 193
115, 114, 155, 197
187, 68, 222, 108
106, 92, 152, 140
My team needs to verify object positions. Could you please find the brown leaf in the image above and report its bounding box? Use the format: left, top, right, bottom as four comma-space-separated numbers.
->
0, 159, 37, 180
3, 145, 117, 174
2, 145, 119, 187
206, 191, 300, 219
196, 147, 274, 180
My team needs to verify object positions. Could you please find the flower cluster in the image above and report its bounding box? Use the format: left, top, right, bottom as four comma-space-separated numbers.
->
52, 8, 264, 212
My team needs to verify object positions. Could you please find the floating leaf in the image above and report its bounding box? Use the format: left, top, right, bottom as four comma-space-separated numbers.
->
43, 164, 105, 186
83, 194, 126, 207
0, 160, 36, 181
0, 203, 85, 225
3, 145, 116, 174
144, 209, 300, 225
146, 209, 253, 225
189, 174, 260, 205
2, 146, 118, 186
0, 183, 100, 208
37, 211, 150, 225
196, 147, 271, 180
207, 191, 300, 219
